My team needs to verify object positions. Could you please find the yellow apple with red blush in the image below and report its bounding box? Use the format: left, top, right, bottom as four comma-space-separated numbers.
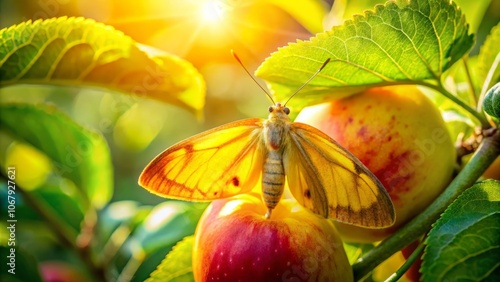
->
192, 192, 353, 282
295, 85, 456, 242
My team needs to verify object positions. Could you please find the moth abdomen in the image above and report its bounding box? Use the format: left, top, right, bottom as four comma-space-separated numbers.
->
262, 150, 285, 218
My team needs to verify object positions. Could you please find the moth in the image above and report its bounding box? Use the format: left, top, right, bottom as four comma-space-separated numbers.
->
139, 58, 395, 228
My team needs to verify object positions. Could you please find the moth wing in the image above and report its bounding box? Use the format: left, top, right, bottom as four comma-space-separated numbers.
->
139, 118, 265, 200
284, 122, 395, 228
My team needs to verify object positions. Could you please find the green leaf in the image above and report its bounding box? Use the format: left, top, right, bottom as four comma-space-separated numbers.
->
0, 246, 44, 282
483, 83, 500, 119
256, 0, 474, 111
128, 202, 205, 254
0, 104, 113, 208
0, 17, 205, 114
110, 202, 206, 281
95, 201, 153, 260
97, 201, 149, 244
0, 182, 41, 222
146, 236, 195, 282
421, 180, 500, 282
0, 132, 86, 241
477, 23, 500, 91
343, 242, 375, 265
32, 179, 86, 235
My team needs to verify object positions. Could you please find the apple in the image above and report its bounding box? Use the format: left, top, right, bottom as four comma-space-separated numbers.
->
371, 250, 408, 281
40, 261, 88, 282
295, 85, 456, 242
483, 156, 500, 180
400, 240, 423, 282
192, 192, 353, 282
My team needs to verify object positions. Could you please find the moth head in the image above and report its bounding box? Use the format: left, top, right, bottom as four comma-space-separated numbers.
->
269, 103, 290, 115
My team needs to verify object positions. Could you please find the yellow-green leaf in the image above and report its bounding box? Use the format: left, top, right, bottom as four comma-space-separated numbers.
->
0, 103, 113, 208
146, 236, 195, 282
0, 17, 205, 113
256, 0, 474, 112
477, 23, 500, 91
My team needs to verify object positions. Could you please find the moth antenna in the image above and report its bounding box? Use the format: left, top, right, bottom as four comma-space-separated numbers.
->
232, 50, 275, 104
284, 58, 331, 106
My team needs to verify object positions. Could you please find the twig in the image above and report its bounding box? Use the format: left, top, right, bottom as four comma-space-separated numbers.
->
462, 58, 478, 106
384, 243, 425, 282
420, 81, 490, 128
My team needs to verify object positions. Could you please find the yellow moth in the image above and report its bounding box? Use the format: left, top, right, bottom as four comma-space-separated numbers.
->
139, 58, 395, 228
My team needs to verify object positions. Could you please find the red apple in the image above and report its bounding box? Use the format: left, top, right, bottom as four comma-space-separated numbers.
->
192, 192, 353, 282
295, 85, 456, 242
40, 261, 88, 282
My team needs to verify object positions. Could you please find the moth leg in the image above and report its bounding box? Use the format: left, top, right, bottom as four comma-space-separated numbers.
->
264, 208, 273, 219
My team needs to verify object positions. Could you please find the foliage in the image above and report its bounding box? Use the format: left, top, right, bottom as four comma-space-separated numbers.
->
477, 23, 500, 92
1, 104, 113, 209
422, 180, 500, 281
484, 82, 500, 119
256, 0, 474, 113
0, 0, 498, 281
147, 236, 195, 282
0, 246, 43, 282
0, 17, 205, 114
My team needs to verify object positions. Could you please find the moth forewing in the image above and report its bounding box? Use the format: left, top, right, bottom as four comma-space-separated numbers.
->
284, 122, 395, 228
139, 118, 266, 201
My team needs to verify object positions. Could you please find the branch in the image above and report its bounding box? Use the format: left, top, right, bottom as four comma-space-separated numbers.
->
384, 242, 425, 282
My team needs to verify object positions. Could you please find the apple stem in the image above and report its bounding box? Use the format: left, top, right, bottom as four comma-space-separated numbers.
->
352, 128, 500, 281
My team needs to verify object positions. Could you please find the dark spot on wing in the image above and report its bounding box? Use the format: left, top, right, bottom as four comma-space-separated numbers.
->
231, 176, 240, 187
354, 163, 363, 174
304, 189, 311, 199
184, 144, 194, 152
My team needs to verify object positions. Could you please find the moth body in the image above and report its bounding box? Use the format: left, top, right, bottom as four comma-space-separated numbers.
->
262, 103, 290, 218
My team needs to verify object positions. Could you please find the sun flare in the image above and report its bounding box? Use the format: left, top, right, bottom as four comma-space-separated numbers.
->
200, 0, 225, 23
